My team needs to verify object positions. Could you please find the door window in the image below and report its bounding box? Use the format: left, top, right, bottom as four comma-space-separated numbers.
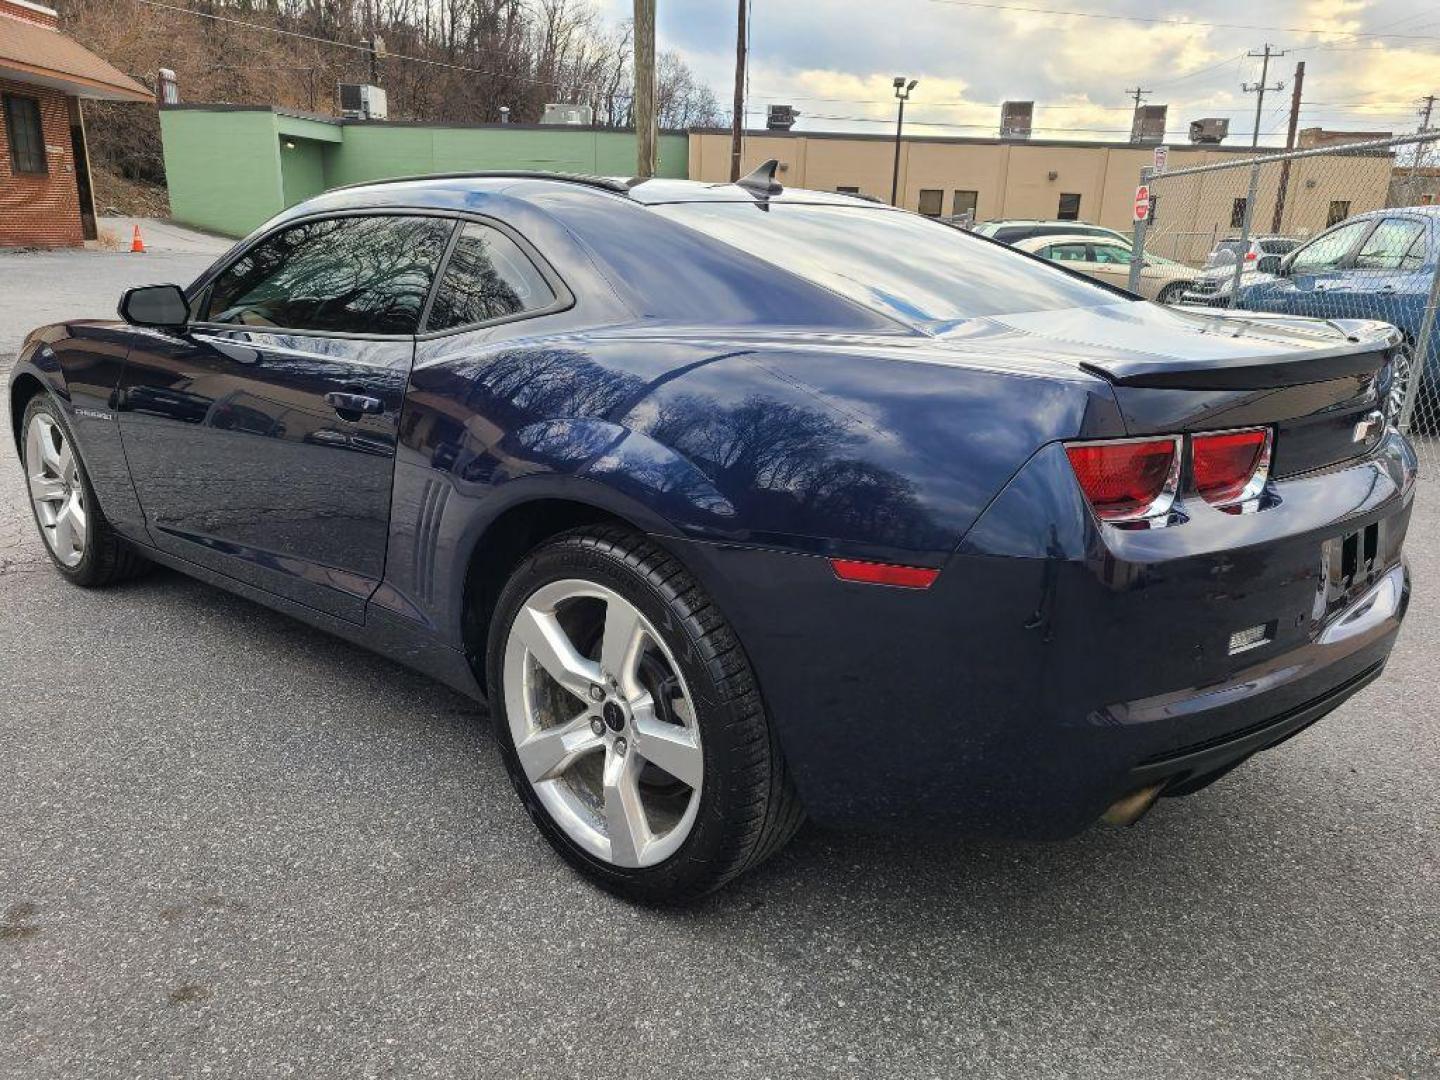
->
1352, 218, 1426, 272
424, 222, 557, 331
205, 215, 454, 334
1090, 244, 1133, 265
1290, 220, 1369, 274
1045, 243, 1090, 263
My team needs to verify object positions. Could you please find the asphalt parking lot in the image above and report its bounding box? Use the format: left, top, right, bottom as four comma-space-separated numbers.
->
1, 243, 1437, 1079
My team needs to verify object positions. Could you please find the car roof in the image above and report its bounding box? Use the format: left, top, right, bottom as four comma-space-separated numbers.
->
982, 219, 1117, 229
1013, 233, 1127, 249
320, 171, 884, 210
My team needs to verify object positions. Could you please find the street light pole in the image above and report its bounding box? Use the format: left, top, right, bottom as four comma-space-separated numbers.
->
890, 77, 916, 207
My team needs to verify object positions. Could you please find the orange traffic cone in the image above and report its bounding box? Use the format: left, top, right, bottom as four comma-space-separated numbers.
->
130, 224, 146, 253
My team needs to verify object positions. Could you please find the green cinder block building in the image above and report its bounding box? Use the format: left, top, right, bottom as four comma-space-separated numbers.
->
158, 105, 689, 237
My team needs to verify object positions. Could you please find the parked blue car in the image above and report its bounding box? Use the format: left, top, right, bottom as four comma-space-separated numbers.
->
8, 168, 1416, 901
1235, 206, 1440, 419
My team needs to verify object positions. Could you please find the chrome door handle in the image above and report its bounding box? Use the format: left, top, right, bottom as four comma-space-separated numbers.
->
324, 391, 383, 417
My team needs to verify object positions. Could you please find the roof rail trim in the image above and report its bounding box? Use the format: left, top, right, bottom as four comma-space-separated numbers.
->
330, 170, 640, 195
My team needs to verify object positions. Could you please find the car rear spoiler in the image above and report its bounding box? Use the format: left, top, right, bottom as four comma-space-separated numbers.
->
1079, 340, 1391, 390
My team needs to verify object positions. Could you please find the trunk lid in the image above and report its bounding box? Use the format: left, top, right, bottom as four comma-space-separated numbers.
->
933, 301, 1402, 477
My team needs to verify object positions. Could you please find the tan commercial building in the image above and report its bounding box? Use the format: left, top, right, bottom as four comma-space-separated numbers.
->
688, 129, 1395, 266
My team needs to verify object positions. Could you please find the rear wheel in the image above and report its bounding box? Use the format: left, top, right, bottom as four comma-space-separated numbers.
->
486, 525, 803, 902
21, 395, 150, 587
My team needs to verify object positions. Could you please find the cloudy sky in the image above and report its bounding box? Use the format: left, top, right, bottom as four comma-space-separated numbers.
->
600, 0, 1439, 144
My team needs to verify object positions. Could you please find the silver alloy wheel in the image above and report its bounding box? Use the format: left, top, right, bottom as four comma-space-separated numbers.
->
503, 579, 704, 868
24, 412, 87, 568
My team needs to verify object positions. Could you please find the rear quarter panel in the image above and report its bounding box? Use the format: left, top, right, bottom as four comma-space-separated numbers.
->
380, 327, 1124, 648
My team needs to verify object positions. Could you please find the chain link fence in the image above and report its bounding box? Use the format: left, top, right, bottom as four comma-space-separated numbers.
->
1129, 131, 1440, 470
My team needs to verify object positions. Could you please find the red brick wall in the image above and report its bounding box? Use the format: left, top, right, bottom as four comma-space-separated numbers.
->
0, 77, 83, 248
0, 1, 58, 30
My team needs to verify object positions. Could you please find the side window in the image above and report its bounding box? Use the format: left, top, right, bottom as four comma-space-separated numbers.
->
425, 222, 557, 331
1290, 220, 1370, 274
1090, 244, 1132, 265
1046, 242, 1089, 263
205, 215, 453, 334
1353, 218, 1426, 272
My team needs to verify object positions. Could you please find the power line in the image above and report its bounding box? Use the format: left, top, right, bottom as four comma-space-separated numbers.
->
922, 0, 1440, 43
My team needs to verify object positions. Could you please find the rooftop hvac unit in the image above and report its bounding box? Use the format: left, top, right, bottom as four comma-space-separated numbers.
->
1000, 101, 1033, 140
1188, 117, 1230, 144
767, 105, 799, 131
541, 103, 594, 125
1131, 104, 1167, 144
338, 83, 387, 120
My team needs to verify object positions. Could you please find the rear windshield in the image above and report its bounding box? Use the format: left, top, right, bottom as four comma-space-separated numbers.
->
652, 202, 1122, 326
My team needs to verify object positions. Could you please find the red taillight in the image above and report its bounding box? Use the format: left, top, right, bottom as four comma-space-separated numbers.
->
1244, 250, 1258, 261
1064, 437, 1180, 522
831, 558, 940, 589
1192, 427, 1270, 508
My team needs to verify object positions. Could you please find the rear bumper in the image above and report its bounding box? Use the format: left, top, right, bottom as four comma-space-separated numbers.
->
666, 432, 1416, 837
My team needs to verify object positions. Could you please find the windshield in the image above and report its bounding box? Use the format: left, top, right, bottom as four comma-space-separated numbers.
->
652, 202, 1125, 326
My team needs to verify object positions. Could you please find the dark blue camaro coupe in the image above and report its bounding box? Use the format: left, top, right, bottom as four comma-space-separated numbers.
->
9, 167, 1415, 901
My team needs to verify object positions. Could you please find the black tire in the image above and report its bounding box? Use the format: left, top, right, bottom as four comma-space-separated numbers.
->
19, 394, 151, 587
1157, 282, 1188, 305
486, 525, 804, 903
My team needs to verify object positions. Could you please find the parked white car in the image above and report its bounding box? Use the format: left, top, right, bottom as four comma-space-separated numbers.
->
1013, 234, 1197, 303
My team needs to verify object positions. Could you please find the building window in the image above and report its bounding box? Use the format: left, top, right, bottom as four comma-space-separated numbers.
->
952, 190, 978, 219
1327, 200, 1351, 227
917, 189, 944, 217
836, 186, 860, 195
1057, 193, 1081, 220
3, 94, 47, 175
1231, 197, 1248, 229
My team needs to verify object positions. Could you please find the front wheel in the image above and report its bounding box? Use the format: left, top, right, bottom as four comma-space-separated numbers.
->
486, 526, 803, 902
20, 395, 150, 587
1157, 282, 1189, 305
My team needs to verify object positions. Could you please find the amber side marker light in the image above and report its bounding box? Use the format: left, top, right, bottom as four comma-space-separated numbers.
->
830, 558, 940, 589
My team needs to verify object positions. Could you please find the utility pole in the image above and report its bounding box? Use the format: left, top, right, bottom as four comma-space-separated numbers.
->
366, 33, 384, 85
1244, 44, 1286, 148
633, 0, 657, 178
1125, 87, 1151, 110
1272, 60, 1304, 233
1407, 94, 1437, 188
729, 0, 747, 182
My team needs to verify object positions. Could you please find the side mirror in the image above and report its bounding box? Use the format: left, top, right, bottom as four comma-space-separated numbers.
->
119, 284, 189, 329
1274, 254, 1295, 278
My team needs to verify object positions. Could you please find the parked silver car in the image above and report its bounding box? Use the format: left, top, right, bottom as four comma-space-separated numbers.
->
1183, 238, 1297, 305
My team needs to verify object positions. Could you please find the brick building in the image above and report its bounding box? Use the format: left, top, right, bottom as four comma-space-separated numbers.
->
0, 0, 148, 247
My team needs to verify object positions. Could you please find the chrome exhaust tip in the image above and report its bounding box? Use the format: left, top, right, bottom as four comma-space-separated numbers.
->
1102, 783, 1165, 827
